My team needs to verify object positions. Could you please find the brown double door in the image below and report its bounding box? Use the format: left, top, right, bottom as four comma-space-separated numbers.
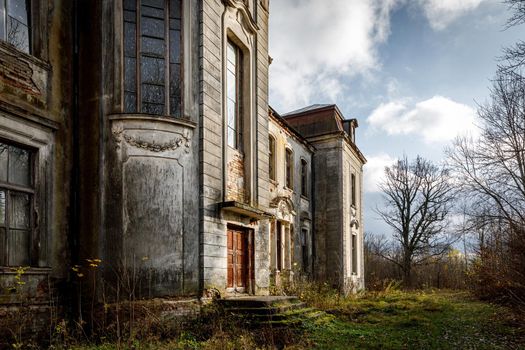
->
227, 227, 253, 293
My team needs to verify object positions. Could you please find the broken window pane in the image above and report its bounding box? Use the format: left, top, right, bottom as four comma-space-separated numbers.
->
8, 229, 29, 266
9, 192, 30, 229
0, 143, 7, 182
8, 145, 30, 186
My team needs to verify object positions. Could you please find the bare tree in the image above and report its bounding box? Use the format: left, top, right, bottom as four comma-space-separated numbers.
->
448, 72, 525, 226
375, 156, 457, 287
447, 68, 525, 304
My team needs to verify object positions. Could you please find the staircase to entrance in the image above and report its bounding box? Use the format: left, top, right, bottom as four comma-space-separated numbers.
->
217, 295, 331, 326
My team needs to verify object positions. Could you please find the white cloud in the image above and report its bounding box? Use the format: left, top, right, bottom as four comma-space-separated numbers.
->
417, 0, 488, 30
367, 96, 478, 144
364, 153, 397, 193
269, 0, 400, 112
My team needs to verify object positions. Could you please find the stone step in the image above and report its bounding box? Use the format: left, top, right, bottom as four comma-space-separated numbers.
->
223, 302, 308, 315
216, 296, 331, 327
218, 296, 302, 309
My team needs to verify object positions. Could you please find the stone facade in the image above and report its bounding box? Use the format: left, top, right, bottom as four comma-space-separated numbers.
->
0, 1, 365, 342
283, 104, 366, 292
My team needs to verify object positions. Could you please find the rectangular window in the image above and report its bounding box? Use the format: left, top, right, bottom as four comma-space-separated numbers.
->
0, 141, 34, 266
0, 0, 31, 53
268, 135, 275, 181
227, 41, 242, 149
285, 149, 293, 189
123, 0, 182, 116
301, 159, 308, 197
276, 221, 282, 271
351, 173, 356, 207
301, 228, 308, 273
351, 234, 357, 275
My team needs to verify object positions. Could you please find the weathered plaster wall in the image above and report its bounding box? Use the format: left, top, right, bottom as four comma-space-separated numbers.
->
310, 137, 343, 285
200, 0, 270, 296
268, 117, 314, 277
76, 0, 201, 300
0, 0, 73, 341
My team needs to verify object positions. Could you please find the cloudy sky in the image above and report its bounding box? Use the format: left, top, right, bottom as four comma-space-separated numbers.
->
268, 0, 525, 235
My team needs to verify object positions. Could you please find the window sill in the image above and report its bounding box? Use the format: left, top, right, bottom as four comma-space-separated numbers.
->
0, 40, 50, 71
283, 186, 294, 194
109, 113, 196, 129
0, 266, 52, 275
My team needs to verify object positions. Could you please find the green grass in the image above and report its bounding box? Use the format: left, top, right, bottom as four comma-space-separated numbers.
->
304, 290, 524, 350
68, 290, 525, 350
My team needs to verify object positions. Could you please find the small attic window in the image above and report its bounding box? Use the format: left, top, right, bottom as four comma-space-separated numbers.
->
343, 120, 357, 143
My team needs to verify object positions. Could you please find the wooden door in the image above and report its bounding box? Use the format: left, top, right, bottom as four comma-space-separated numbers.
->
227, 228, 247, 292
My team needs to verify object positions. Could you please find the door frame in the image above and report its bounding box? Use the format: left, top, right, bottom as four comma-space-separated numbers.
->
226, 224, 255, 294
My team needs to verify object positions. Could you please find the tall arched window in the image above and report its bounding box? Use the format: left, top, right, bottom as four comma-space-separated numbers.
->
285, 148, 293, 189
123, 0, 183, 116
268, 135, 276, 181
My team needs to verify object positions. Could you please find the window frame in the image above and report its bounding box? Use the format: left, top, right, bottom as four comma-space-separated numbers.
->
285, 148, 293, 190
300, 158, 308, 197
122, 0, 184, 117
268, 134, 276, 181
0, 139, 35, 267
351, 233, 357, 275
351, 173, 356, 207
301, 228, 308, 273
0, 0, 32, 54
226, 40, 243, 150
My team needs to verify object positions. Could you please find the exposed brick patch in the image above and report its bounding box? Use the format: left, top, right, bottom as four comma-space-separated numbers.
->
226, 151, 246, 203
0, 51, 40, 95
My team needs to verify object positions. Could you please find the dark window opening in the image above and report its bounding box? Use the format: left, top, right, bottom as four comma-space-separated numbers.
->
0, 0, 31, 53
268, 135, 275, 181
0, 141, 34, 266
276, 221, 282, 271
123, 0, 182, 116
351, 234, 357, 274
301, 228, 308, 273
285, 148, 293, 189
301, 159, 308, 197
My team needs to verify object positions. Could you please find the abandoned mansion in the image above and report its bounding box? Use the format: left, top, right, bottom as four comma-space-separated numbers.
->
0, 0, 366, 321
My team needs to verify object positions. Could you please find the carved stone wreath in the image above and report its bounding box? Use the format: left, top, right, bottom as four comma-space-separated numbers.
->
112, 125, 191, 153
122, 133, 190, 153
